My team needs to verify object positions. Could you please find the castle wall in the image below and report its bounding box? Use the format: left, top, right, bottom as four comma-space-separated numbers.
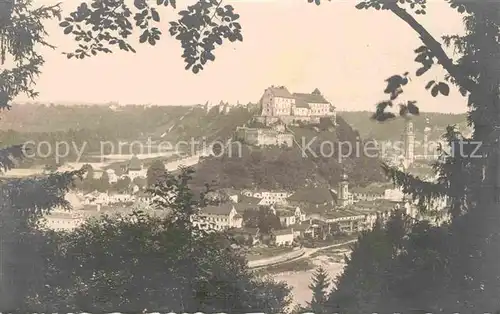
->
235, 127, 293, 148
255, 115, 323, 125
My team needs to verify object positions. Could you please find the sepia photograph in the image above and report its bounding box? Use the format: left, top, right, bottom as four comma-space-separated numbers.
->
0, 0, 499, 312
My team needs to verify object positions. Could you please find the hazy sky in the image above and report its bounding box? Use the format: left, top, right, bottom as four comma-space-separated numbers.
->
16, 0, 468, 112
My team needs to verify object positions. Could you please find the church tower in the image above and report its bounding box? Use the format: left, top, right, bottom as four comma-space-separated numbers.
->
338, 172, 349, 207
403, 119, 415, 165
423, 117, 431, 159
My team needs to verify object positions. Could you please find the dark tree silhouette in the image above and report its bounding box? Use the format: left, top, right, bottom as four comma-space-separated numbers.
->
306, 266, 331, 314
114, 176, 132, 193
146, 160, 166, 187
23, 168, 293, 312
242, 206, 282, 234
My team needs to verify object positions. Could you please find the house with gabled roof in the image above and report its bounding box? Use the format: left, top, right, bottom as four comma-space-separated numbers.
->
193, 203, 243, 231
275, 210, 296, 227
272, 228, 294, 246
271, 203, 306, 226
287, 186, 336, 208
126, 155, 146, 180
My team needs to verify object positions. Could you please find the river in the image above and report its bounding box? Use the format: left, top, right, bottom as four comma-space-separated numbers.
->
274, 256, 346, 307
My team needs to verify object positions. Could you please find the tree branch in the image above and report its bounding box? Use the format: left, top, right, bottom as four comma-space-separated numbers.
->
387, 3, 478, 96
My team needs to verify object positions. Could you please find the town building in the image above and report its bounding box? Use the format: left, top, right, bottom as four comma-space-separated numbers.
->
193, 203, 243, 231
384, 187, 405, 201
220, 188, 240, 203
106, 169, 119, 184
271, 204, 306, 223
287, 186, 337, 209
126, 156, 146, 180
246, 189, 292, 206
108, 193, 135, 204
272, 228, 294, 246
276, 210, 296, 227
43, 211, 85, 231
351, 183, 388, 202
83, 190, 109, 205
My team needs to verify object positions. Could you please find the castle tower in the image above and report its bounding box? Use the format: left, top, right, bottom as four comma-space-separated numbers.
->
338, 172, 349, 207
423, 117, 431, 159
403, 119, 415, 165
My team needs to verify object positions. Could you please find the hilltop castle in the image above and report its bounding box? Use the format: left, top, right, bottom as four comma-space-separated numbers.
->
235, 85, 337, 148
255, 86, 336, 126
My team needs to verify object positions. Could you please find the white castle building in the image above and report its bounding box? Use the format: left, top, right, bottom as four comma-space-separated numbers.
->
257, 86, 336, 125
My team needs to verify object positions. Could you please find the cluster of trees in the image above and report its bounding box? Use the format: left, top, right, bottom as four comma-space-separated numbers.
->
3, 169, 293, 312
297, 0, 500, 312
242, 206, 283, 234
71, 164, 144, 193
69, 160, 167, 194
299, 206, 500, 313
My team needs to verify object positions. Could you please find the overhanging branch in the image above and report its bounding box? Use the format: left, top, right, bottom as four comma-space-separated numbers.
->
387, 3, 479, 96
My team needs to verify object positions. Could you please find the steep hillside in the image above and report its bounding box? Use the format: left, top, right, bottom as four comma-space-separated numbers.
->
4, 104, 468, 144
0, 104, 191, 138
155, 106, 256, 143
191, 116, 387, 191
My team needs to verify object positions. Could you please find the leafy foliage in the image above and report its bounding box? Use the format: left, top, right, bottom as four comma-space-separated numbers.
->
0, 0, 62, 172
242, 206, 282, 234
21, 168, 292, 312
0, 0, 61, 108
305, 1, 500, 313
306, 266, 331, 314
61, 0, 243, 73
146, 159, 166, 187
0, 169, 83, 310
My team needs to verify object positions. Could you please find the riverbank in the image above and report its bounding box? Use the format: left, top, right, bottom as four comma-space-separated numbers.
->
252, 242, 354, 308
274, 255, 346, 307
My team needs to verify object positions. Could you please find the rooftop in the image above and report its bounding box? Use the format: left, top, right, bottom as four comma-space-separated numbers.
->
238, 195, 261, 205
293, 92, 329, 104
234, 202, 259, 212
128, 156, 142, 171
200, 203, 234, 216
294, 98, 310, 108
301, 203, 333, 214
322, 209, 365, 219
267, 86, 294, 99
276, 210, 294, 217
274, 228, 294, 236
350, 199, 399, 211
288, 186, 335, 204
351, 184, 389, 195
